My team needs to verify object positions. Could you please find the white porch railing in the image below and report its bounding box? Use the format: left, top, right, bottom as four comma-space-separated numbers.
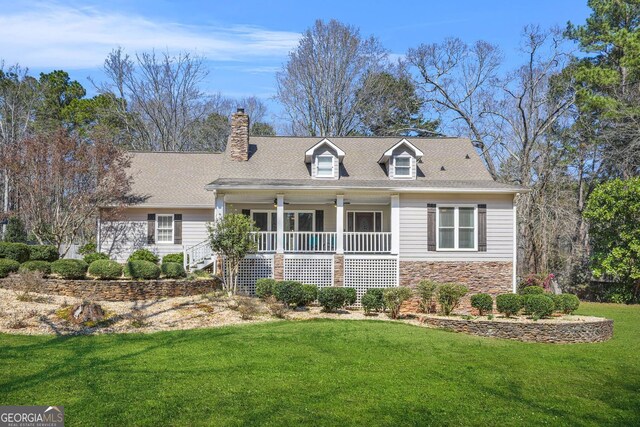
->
283, 231, 337, 253
344, 232, 392, 253
251, 231, 277, 252
184, 239, 213, 268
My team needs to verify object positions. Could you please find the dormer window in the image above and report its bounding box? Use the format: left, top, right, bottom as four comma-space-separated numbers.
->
378, 139, 424, 180
305, 138, 345, 180
317, 155, 334, 177
394, 156, 411, 177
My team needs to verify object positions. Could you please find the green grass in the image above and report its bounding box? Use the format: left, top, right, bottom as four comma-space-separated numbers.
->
1, 303, 638, 426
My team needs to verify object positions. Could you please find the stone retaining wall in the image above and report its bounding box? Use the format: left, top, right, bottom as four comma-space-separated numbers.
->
0, 277, 221, 302
420, 315, 613, 343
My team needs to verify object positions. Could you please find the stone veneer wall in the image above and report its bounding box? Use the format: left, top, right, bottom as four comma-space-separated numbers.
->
333, 255, 344, 287
273, 254, 284, 281
229, 110, 249, 161
0, 278, 220, 302
420, 316, 614, 343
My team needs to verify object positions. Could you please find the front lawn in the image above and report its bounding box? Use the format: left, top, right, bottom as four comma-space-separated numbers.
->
0, 303, 638, 426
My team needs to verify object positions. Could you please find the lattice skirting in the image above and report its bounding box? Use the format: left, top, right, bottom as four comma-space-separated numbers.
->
283, 255, 334, 288
225, 255, 274, 295
344, 256, 399, 303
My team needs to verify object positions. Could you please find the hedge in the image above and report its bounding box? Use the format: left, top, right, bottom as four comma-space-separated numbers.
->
520, 285, 545, 295
0, 258, 20, 278
162, 253, 184, 265
19, 260, 52, 276
317, 287, 349, 312
84, 252, 110, 264
128, 249, 159, 264
124, 260, 161, 280
161, 262, 186, 279
51, 259, 88, 279
496, 294, 523, 317
256, 278, 277, 299
88, 260, 123, 280
28, 245, 59, 262
523, 294, 554, 319
0, 242, 30, 263
301, 284, 318, 305
470, 293, 493, 316
361, 288, 385, 314
274, 280, 305, 306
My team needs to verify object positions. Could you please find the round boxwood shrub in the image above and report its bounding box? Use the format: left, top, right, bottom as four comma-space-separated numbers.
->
162, 253, 184, 264
161, 262, 186, 279
128, 249, 159, 264
470, 293, 493, 316
88, 259, 123, 280
364, 288, 386, 311
301, 284, 318, 306
361, 290, 384, 314
19, 260, 52, 276
28, 245, 59, 262
274, 280, 305, 307
344, 287, 357, 306
520, 285, 545, 295
83, 252, 110, 264
552, 293, 580, 314
523, 294, 554, 319
124, 260, 161, 280
0, 242, 30, 263
51, 259, 88, 279
256, 278, 277, 299
318, 287, 348, 312
496, 293, 523, 317
0, 258, 21, 278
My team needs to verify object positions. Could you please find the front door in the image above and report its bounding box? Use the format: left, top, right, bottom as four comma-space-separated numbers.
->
347, 211, 382, 232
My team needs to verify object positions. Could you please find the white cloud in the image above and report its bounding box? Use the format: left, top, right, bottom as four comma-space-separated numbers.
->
0, 2, 301, 69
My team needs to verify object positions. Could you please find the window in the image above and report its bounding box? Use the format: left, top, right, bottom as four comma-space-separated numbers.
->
156, 214, 174, 243
252, 211, 277, 231
437, 206, 476, 250
347, 211, 383, 232
316, 155, 334, 177
394, 156, 411, 177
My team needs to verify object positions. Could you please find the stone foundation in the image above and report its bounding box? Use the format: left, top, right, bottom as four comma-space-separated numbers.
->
334, 255, 344, 287
0, 277, 220, 302
273, 254, 284, 281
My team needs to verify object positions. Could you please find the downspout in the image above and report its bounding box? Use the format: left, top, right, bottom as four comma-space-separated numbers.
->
512, 193, 519, 293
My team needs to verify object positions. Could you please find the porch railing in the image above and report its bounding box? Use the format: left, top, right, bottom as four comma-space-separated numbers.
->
344, 232, 392, 253
251, 231, 277, 252
184, 239, 213, 268
283, 231, 337, 253
250, 231, 392, 253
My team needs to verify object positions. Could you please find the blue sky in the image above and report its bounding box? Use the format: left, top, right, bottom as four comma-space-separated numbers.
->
0, 0, 592, 121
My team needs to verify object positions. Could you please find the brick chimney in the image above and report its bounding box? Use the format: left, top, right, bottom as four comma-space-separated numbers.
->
229, 108, 249, 161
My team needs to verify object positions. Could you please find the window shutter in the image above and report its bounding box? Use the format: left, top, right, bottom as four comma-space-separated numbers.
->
478, 204, 487, 252
147, 214, 156, 245
174, 214, 183, 245
241, 209, 251, 217
315, 210, 324, 231
427, 204, 436, 251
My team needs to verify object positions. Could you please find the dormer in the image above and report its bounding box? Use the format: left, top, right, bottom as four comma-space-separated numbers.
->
305, 138, 345, 179
378, 139, 423, 180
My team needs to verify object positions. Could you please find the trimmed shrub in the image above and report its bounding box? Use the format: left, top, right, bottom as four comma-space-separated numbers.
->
273, 280, 304, 307
364, 288, 386, 311
361, 291, 384, 315
88, 260, 123, 280
128, 249, 159, 264
344, 287, 357, 306
523, 294, 554, 319
437, 283, 469, 315
256, 278, 277, 300
496, 294, 523, 317
19, 260, 52, 276
78, 242, 97, 256
84, 252, 110, 264
162, 253, 184, 264
318, 287, 348, 312
0, 242, 30, 263
0, 258, 21, 278
470, 293, 493, 316
28, 245, 59, 262
301, 284, 318, 306
520, 285, 545, 295
416, 280, 438, 312
161, 262, 186, 279
552, 293, 580, 314
51, 259, 88, 279
383, 287, 413, 319
124, 260, 161, 280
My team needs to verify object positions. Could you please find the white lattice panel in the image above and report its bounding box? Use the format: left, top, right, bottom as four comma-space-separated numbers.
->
344, 256, 399, 303
227, 256, 274, 295
283, 256, 334, 288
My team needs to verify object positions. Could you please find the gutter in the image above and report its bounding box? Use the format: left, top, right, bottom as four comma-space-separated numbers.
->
204, 184, 529, 194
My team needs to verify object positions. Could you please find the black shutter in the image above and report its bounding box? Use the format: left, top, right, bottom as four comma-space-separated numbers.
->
174, 214, 183, 244
315, 210, 324, 231
478, 204, 487, 252
241, 209, 251, 218
147, 214, 156, 245
427, 204, 436, 251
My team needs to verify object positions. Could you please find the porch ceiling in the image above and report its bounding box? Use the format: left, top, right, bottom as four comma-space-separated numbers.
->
223, 191, 391, 205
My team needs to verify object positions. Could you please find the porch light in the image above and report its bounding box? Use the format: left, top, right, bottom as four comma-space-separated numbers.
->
273, 198, 290, 207
333, 199, 351, 207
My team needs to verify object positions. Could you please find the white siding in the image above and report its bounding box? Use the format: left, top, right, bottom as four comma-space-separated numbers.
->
399, 193, 514, 261
311, 148, 339, 179
99, 208, 213, 262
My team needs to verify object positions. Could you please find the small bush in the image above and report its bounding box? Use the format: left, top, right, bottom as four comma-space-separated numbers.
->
265, 295, 287, 318
383, 287, 413, 319
523, 294, 554, 319
364, 288, 386, 311
437, 283, 469, 315
162, 253, 184, 264
273, 280, 304, 307
470, 293, 493, 316
318, 287, 348, 312
83, 252, 110, 264
128, 249, 159, 264
520, 285, 545, 295
0, 242, 30, 263
161, 262, 186, 279
255, 278, 277, 299
361, 292, 383, 315
78, 242, 97, 256
19, 260, 52, 276
0, 258, 21, 278
235, 296, 259, 320
28, 245, 59, 262
301, 284, 318, 306
88, 260, 123, 280
416, 280, 438, 313
344, 287, 357, 306
496, 294, 523, 317
124, 260, 161, 280
552, 293, 581, 314
51, 259, 88, 279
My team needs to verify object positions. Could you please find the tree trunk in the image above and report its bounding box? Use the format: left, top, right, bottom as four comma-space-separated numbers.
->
71, 302, 105, 325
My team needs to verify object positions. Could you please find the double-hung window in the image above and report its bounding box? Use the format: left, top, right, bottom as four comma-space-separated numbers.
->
156, 214, 174, 243
394, 156, 411, 177
316, 155, 334, 178
437, 206, 476, 250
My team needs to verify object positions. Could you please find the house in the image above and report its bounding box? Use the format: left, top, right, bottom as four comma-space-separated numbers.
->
98, 108, 524, 301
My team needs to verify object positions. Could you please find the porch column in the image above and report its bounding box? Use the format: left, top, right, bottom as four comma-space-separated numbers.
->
276, 193, 284, 253
214, 191, 225, 223
391, 194, 400, 255
336, 194, 344, 254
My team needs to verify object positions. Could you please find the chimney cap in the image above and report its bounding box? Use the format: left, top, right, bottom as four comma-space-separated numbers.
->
236, 107, 245, 114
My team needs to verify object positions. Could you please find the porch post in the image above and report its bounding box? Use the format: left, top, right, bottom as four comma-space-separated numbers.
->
391, 194, 400, 255
276, 193, 284, 253
336, 194, 344, 254
214, 191, 225, 223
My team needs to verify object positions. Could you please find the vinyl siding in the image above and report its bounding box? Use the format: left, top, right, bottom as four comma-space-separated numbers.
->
311, 148, 339, 179
399, 193, 513, 261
